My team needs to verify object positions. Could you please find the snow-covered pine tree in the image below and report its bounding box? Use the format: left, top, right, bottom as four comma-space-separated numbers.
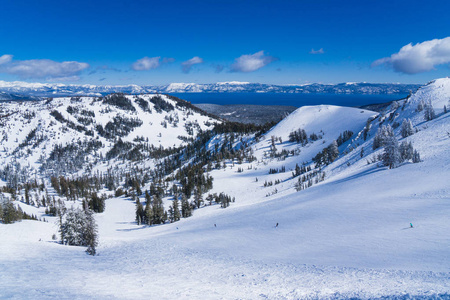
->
400, 119, 414, 138
399, 141, 414, 161
61, 207, 87, 246
424, 100, 436, 121
60, 206, 98, 254
168, 205, 174, 223
412, 150, 421, 163
84, 207, 98, 255
417, 100, 425, 112
328, 140, 339, 163
382, 134, 400, 169
373, 125, 394, 150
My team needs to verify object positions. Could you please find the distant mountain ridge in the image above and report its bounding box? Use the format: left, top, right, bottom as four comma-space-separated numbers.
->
0, 80, 421, 100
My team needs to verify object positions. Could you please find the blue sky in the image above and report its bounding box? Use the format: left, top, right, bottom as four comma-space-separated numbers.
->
1, 0, 450, 85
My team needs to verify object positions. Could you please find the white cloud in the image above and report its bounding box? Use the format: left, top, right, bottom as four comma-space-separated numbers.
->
310, 48, 324, 54
0, 54, 13, 65
230, 51, 276, 72
181, 56, 203, 73
372, 37, 450, 74
0, 57, 89, 79
132, 56, 161, 71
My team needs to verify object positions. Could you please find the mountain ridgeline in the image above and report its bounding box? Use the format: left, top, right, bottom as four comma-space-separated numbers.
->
0, 80, 421, 100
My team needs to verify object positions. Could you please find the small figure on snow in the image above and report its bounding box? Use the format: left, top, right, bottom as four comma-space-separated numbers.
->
275, 223, 279, 228
214, 224, 217, 227
410, 223, 413, 228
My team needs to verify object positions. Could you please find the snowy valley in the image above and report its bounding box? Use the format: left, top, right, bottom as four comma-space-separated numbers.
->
0, 78, 449, 299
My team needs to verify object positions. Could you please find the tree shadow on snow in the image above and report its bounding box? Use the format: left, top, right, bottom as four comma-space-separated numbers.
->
328, 166, 385, 186
116, 226, 147, 232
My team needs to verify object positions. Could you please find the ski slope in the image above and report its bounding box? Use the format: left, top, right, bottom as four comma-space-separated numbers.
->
1, 79, 450, 299
2, 150, 449, 299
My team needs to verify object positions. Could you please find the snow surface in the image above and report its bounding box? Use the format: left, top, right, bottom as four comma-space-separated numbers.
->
1, 79, 450, 299
0, 94, 217, 174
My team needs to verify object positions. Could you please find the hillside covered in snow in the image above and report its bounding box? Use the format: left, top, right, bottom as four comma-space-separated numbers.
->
0, 79, 449, 299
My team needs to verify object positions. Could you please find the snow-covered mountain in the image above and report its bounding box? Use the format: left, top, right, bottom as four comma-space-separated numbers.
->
0, 80, 421, 99
1, 79, 449, 299
0, 93, 220, 179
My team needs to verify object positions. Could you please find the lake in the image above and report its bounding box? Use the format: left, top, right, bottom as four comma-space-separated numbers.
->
171, 93, 408, 107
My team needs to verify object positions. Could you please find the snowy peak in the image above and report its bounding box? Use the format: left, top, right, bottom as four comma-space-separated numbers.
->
267, 105, 377, 141
216, 81, 250, 85
408, 78, 450, 109
165, 83, 204, 93
376, 77, 450, 128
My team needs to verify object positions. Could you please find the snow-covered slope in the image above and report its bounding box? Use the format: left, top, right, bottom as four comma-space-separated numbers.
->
0, 94, 219, 177
1, 79, 450, 299
268, 104, 372, 141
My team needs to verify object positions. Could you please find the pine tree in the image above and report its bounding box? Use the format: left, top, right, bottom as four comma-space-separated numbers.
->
417, 100, 425, 112
172, 198, 181, 222
400, 119, 414, 138
24, 186, 30, 205
144, 198, 153, 225
412, 150, 421, 163
373, 126, 384, 150
0, 200, 21, 224
327, 140, 339, 163
373, 125, 394, 150
399, 141, 414, 161
181, 193, 192, 218
168, 205, 174, 223
193, 187, 203, 209
135, 198, 144, 225
152, 194, 165, 224
59, 206, 98, 254
61, 208, 88, 246
84, 207, 98, 256
89, 193, 105, 213
382, 134, 400, 169
424, 100, 436, 121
